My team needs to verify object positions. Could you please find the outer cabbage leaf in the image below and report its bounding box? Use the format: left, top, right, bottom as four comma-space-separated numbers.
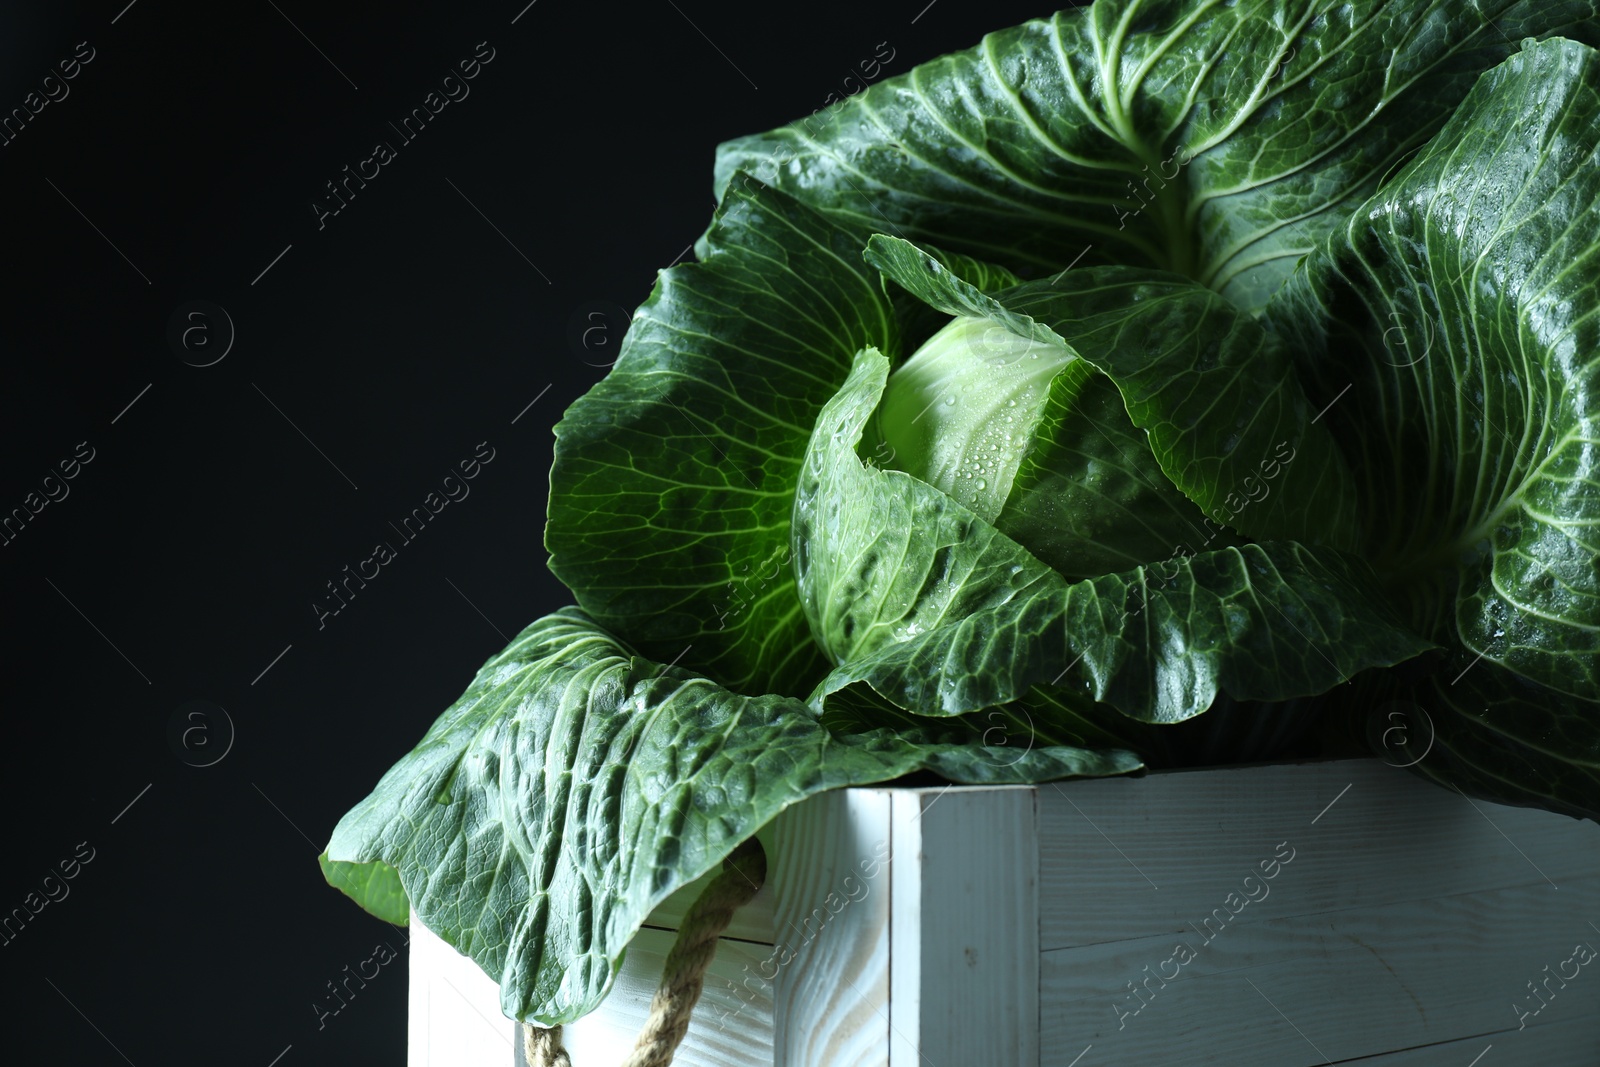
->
821, 691, 1141, 774
895, 240, 1022, 293
863, 231, 1062, 343
870, 238, 1023, 356
318, 854, 408, 927
1269, 37, 1600, 701
1000, 358, 1248, 580
324, 608, 1135, 1024
796, 348, 1433, 723
710, 0, 1600, 310
820, 677, 1323, 771
546, 178, 897, 697
1385, 656, 1600, 823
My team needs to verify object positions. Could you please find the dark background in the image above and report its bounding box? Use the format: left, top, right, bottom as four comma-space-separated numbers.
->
0, 1, 1068, 1064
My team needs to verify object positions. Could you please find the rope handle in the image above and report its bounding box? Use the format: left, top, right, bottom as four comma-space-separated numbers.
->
523, 838, 768, 1067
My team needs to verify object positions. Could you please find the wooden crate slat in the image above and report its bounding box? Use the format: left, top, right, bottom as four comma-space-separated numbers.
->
1039, 760, 1600, 951
1039, 876, 1600, 1065
772, 789, 894, 1067
890, 785, 1040, 1067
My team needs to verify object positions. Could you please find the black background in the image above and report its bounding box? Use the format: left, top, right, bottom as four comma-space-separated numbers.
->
0, 1, 1071, 1064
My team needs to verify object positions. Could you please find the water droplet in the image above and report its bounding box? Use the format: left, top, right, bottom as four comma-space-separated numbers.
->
944, 396, 956, 406
976, 479, 987, 490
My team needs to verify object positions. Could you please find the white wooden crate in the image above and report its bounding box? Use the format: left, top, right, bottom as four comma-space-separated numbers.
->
410, 759, 1600, 1065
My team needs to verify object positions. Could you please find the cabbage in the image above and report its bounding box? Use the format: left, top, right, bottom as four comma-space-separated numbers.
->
325, 5, 1600, 1028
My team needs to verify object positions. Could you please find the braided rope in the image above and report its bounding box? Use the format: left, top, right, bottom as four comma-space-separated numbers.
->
523, 1024, 571, 1067
523, 838, 768, 1067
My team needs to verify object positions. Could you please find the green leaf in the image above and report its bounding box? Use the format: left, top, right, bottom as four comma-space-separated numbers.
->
868, 234, 1359, 549
711, 1, 1600, 310
825, 681, 1152, 764
325, 608, 1134, 1025
546, 177, 897, 697
832, 718, 1144, 785
796, 348, 1434, 722
1268, 37, 1600, 702
892, 239, 1022, 294
1001, 358, 1247, 579
1389, 657, 1600, 823
869, 238, 1023, 358
318, 853, 409, 927
864, 233, 1056, 343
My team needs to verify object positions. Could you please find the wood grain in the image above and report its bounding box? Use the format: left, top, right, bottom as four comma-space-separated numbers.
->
772, 789, 894, 1067
1329, 1013, 1599, 1064
1039, 759, 1600, 951
890, 785, 1040, 1067
1039, 875, 1600, 1065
